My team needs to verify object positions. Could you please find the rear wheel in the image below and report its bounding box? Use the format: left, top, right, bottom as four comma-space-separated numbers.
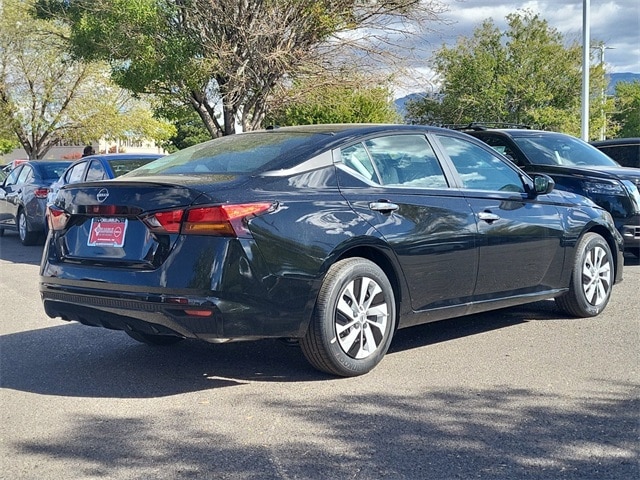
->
555, 233, 614, 317
18, 209, 39, 246
301, 258, 396, 377
125, 330, 184, 346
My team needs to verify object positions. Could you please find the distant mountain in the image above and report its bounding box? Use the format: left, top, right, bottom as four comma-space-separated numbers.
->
394, 72, 640, 116
608, 72, 640, 94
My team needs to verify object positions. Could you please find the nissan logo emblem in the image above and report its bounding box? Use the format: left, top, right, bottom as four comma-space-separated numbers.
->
96, 188, 109, 203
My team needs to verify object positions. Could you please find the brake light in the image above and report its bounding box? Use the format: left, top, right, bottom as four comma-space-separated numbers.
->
143, 203, 272, 236
48, 206, 70, 231
183, 203, 273, 236
143, 209, 184, 233
34, 188, 49, 199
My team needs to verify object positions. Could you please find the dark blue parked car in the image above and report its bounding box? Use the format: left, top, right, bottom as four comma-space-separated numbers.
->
0, 161, 71, 245
47, 153, 165, 206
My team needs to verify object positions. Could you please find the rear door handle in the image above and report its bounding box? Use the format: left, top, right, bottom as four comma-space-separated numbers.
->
478, 211, 500, 223
369, 201, 399, 214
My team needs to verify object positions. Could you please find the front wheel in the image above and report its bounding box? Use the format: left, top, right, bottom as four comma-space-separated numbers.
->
555, 233, 614, 317
301, 258, 396, 377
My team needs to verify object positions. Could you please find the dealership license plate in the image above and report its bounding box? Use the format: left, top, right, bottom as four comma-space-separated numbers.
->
87, 218, 128, 247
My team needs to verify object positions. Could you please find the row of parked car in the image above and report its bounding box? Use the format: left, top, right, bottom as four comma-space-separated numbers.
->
0, 153, 164, 245
1, 127, 639, 376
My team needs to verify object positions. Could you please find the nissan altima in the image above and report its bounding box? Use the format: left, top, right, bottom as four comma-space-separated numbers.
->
40, 124, 624, 376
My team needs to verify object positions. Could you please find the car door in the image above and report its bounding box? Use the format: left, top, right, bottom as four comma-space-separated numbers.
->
336, 133, 479, 321
433, 133, 566, 301
0, 166, 25, 227
0, 165, 33, 227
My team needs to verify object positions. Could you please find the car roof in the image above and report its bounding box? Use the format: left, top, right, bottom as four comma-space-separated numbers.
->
591, 138, 640, 147
79, 153, 165, 161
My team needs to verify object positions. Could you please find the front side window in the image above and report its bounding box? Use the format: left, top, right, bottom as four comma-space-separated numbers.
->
365, 135, 448, 188
437, 135, 525, 193
340, 134, 448, 188
17, 166, 32, 184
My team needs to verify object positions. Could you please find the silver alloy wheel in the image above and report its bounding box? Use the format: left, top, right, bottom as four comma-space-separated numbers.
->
581, 244, 611, 306
18, 211, 27, 241
335, 276, 389, 359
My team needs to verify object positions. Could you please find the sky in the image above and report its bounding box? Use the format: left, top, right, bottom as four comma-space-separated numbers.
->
393, 0, 640, 96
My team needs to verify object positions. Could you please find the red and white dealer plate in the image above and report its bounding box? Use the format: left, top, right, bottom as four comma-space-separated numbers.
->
87, 218, 128, 247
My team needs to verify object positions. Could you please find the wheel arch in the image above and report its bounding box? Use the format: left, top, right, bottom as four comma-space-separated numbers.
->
322, 241, 408, 332
582, 223, 623, 283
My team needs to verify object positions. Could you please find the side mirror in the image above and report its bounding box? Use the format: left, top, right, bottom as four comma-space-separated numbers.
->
529, 174, 555, 197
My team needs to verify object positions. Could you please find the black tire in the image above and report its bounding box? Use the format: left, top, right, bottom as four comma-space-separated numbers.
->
300, 258, 396, 377
125, 330, 184, 346
555, 232, 614, 317
17, 209, 39, 246
0, 228, 4, 237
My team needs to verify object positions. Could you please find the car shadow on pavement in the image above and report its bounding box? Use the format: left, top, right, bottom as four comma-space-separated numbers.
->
0, 302, 559, 399
0, 230, 44, 265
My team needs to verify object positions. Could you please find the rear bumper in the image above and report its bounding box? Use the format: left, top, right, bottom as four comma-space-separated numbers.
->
40, 282, 310, 342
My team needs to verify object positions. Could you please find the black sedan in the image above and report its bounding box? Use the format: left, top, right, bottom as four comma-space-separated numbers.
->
40, 125, 624, 376
0, 160, 71, 245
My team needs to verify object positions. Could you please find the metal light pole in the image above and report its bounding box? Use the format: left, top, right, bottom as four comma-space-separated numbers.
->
581, 0, 590, 141
595, 43, 614, 140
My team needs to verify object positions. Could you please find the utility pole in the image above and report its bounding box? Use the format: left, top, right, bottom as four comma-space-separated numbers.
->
595, 43, 614, 141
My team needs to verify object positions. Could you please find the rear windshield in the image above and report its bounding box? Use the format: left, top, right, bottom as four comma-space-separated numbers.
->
126, 132, 320, 177
107, 158, 158, 177
42, 163, 71, 180
512, 134, 619, 167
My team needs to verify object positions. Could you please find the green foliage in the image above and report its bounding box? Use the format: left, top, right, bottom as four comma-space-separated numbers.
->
2, 0, 173, 159
35, 0, 437, 137
612, 81, 640, 137
155, 105, 210, 152
0, 137, 19, 155
408, 9, 609, 138
265, 80, 401, 126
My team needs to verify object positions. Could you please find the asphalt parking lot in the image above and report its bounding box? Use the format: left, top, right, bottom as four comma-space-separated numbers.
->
1, 230, 638, 479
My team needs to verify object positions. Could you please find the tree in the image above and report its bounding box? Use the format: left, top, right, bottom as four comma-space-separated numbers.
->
265, 74, 400, 126
35, 0, 448, 137
612, 81, 640, 137
406, 10, 611, 139
0, 0, 174, 159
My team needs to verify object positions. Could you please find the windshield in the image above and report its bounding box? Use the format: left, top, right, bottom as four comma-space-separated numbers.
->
126, 131, 320, 177
512, 133, 619, 167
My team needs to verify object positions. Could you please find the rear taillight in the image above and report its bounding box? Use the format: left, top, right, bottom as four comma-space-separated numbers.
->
48, 206, 70, 231
34, 188, 49, 199
143, 203, 273, 236
143, 209, 184, 233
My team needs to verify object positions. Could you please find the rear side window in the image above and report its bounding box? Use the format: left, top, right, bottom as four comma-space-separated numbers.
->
597, 144, 640, 168
86, 161, 108, 181
67, 162, 87, 184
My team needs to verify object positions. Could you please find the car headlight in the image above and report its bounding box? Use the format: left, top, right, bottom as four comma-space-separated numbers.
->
582, 180, 626, 196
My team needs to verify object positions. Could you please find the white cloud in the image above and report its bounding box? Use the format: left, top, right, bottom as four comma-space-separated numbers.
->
393, 0, 639, 97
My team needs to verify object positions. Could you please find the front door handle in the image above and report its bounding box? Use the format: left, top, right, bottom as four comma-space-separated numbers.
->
369, 201, 399, 214
478, 211, 500, 223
